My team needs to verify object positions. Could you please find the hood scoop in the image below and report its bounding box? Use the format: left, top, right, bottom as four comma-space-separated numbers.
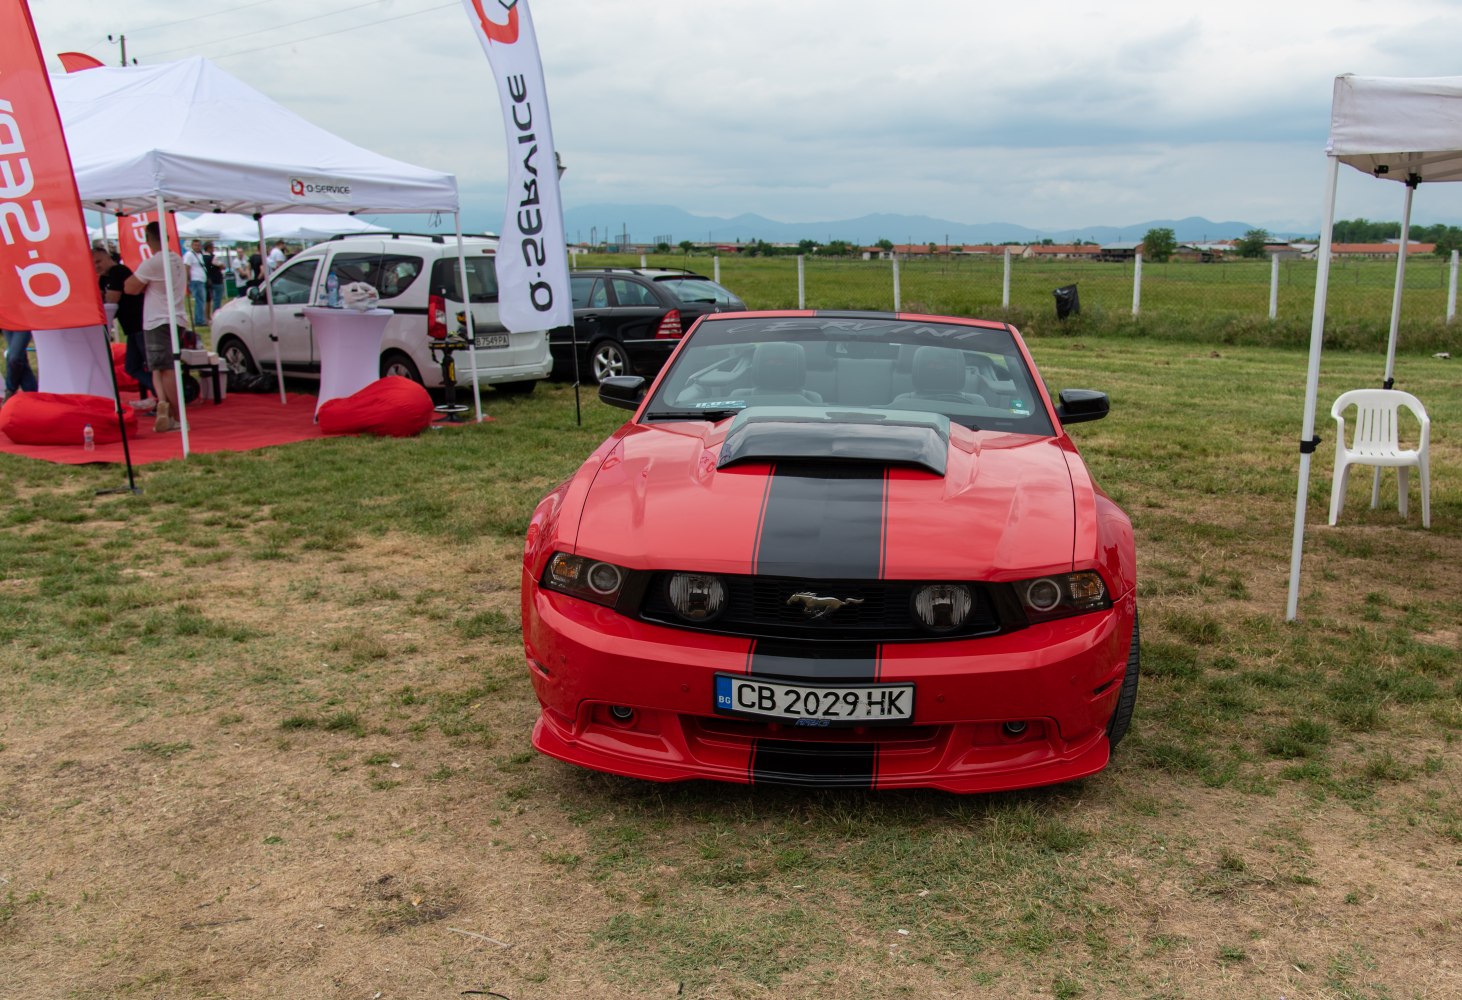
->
717, 407, 949, 476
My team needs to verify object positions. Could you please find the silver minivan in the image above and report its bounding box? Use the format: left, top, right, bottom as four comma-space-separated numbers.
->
209, 234, 552, 393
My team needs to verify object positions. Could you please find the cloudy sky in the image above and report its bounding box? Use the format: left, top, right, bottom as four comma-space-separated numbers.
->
30, 0, 1462, 234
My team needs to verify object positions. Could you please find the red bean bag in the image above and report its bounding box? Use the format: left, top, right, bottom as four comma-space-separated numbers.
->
0, 391, 137, 445
111, 343, 138, 391
317, 376, 434, 438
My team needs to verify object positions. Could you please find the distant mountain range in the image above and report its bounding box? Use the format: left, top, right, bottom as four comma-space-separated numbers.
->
556, 203, 1306, 247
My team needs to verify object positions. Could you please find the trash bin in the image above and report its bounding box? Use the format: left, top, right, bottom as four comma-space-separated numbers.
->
1053, 284, 1080, 320
225, 274, 238, 298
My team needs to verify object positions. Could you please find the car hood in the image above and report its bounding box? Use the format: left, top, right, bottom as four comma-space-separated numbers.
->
571, 413, 1080, 581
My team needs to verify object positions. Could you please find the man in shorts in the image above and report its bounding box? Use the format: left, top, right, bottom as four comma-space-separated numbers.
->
124, 222, 190, 432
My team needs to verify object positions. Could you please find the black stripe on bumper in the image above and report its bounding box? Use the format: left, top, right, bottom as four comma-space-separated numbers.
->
751, 739, 876, 788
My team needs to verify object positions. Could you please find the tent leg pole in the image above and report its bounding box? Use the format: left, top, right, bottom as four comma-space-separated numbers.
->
1286, 156, 1340, 622
453, 214, 485, 423
155, 195, 191, 459
257, 216, 287, 405
1374, 182, 1417, 509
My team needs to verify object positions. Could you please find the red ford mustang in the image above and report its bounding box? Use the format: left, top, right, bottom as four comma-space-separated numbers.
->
521, 311, 1138, 793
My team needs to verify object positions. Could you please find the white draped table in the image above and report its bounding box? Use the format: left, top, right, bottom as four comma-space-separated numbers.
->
33, 304, 119, 398
304, 307, 393, 418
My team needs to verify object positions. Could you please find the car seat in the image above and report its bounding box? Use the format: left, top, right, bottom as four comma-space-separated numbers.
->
731, 342, 824, 405
891, 346, 985, 406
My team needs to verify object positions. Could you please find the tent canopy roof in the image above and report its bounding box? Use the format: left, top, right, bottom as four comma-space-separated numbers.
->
1329, 74, 1462, 183
53, 57, 459, 216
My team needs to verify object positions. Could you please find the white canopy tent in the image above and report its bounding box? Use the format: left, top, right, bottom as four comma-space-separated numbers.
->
176, 212, 389, 243
1286, 74, 1462, 620
52, 56, 487, 453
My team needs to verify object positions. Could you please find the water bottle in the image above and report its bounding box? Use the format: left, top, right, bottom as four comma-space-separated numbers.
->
326, 270, 340, 307
83, 424, 95, 452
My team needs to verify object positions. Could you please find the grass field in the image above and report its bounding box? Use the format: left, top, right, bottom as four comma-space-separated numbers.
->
1, 320, 1460, 997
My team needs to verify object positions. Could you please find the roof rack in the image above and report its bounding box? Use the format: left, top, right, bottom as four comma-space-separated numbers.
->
323, 232, 501, 244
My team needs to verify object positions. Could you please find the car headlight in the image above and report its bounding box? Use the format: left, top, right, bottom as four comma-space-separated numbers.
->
543, 552, 628, 607
665, 572, 727, 622
1014, 572, 1110, 623
912, 583, 973, 632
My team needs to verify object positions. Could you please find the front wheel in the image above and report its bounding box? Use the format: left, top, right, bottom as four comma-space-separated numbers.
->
590, 339, 632, 383
216, 335, 257, 374
1106, 611, 1140, 750
380, 350, 422, 384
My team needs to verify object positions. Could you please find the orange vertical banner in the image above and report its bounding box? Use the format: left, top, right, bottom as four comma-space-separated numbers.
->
0, 0, 105, 331
115, 210, 182, 272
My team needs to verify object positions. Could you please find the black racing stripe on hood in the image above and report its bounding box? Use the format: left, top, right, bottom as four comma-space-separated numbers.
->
751, 739, 876, 788
752, 462, 888, 580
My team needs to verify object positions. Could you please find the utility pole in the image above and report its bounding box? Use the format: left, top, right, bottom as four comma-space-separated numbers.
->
106, 34, 136, 66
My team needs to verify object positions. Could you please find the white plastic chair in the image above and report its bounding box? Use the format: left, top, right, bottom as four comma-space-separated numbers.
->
1328, 388, 1430, 528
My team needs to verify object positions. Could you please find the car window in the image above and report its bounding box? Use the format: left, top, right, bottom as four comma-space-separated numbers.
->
428, 255, 499, 302
269, 259, 319, 305
571, 275, 601, 309
328, 252, 424, 300
609, 278, 654, 307
644, 316, 1054, 436
658, 277, 739, 305
587, 279, 609, 308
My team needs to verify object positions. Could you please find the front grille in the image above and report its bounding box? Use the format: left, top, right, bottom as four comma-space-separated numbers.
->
638, 572, 1004, 641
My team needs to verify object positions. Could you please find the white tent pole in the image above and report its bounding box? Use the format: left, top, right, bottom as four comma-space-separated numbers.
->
257, 216, 287, 405
1285, 156, 1340, 622
1383, 181, 1416, 388
454, 213, 484, 423
155, 195, 191, 458
1373, 181, 1416, 508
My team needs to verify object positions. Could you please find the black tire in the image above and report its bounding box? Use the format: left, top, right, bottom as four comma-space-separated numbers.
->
216, 335, 257, 375
494, 380, 537, 395
589, 339, 632, 383
1106, 610, 1140, 749
380, 350, 422, 384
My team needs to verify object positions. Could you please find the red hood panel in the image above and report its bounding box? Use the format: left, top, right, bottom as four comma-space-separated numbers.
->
571, 421, 1076, 579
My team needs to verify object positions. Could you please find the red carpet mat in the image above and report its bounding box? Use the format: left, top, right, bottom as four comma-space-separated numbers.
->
0, 391, 325, 465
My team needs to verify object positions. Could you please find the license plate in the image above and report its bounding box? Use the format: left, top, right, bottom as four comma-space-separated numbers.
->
474, 333, 509, 348
714, 674, 914, 725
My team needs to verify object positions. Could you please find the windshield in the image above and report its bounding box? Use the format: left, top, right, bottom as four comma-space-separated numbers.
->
643, 315, 1053, 436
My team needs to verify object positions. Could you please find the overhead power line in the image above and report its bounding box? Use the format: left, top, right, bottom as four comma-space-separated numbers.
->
123, 0, 292, 37
204, 2, 456, 61
147, 0, 424, 59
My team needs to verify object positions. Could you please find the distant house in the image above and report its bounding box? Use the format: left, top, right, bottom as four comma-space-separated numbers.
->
1023, 244, 1101, 261
1329, 242, 1436, 259
1096, 241, 1142, 262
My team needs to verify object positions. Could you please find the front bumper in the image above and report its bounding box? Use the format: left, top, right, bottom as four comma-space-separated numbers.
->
523, 580, 1135, 793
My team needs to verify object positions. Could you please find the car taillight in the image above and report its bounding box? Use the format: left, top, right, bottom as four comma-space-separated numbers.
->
428, 293, 448, 339
655, 309, 683, 339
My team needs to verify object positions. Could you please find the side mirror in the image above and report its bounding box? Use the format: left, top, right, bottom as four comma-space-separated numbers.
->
1055, 388, 1109, 424
247, 285, 263, 303
599, 375, 647, 411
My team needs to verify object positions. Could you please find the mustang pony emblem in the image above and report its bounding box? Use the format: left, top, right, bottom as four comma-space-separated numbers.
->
787, 591, 865, 620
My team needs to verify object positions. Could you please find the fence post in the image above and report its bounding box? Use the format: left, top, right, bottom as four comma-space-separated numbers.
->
1449, 250, 1459, 323
1269, 254, 1280, 320
797, 255, 806, 309
713, 254, 720, 284
640, 253, 647, 267
1131, 252, 1142, 316
1002, 248, 1011, 308
892, 254, 901, 311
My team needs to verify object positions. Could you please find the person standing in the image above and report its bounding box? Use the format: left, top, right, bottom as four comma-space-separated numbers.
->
2, 327, 36, 397
202, 241, 225, 321
266, 241, 287, 274
124, 222, 190, 433
92, 244, 153, 408
183, 239, 207, 328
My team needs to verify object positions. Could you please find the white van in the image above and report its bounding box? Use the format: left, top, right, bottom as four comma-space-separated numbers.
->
209, 233, 552, 393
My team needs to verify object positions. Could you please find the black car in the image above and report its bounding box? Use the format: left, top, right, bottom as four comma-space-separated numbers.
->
550, 268, 747, 383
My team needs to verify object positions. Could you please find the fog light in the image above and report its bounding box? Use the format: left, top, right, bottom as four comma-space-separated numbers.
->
1002, 721, 1028, 736
667, 572, 727, 622
912, 583, 973, 632
609, 705, 635, 722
